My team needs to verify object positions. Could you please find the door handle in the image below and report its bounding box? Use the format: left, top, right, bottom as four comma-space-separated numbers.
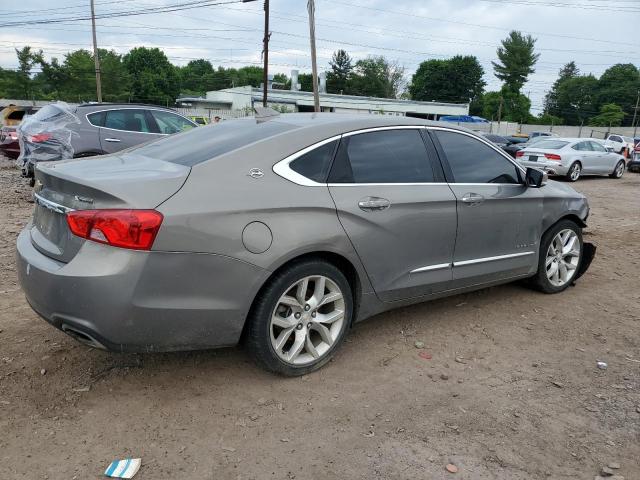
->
461, 193, 485, 205
104, 138, 121, 143
358, 196, 390, 211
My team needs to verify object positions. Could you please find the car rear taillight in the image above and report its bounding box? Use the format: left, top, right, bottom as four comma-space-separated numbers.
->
516, 151, 525, 157
27, 133, 53, 143
9, 131, 18, 140
544, 153, 562, 162
66, 209, 163, 250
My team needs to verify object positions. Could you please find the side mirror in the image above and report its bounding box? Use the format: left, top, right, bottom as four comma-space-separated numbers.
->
605, 146, 614, 152
525, 167, 547, 188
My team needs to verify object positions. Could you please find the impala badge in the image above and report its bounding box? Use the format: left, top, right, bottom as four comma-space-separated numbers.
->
248, 168, 264, 179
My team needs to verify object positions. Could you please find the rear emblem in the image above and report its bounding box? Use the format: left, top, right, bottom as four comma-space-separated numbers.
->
248, 168, 264, 179
74, 195, 94, 204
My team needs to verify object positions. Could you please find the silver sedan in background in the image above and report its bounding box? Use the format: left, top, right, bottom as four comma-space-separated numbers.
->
516, 138, 626, 182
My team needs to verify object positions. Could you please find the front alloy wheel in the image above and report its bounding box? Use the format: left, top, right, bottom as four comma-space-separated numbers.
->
545, 229, 581, 287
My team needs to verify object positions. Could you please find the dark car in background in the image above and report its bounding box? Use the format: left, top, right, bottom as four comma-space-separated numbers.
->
479, 132, 510, 148
0, 126, 20, 158
19, 103, 197, 179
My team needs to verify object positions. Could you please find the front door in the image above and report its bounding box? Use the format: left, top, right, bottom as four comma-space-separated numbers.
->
328, 128, 458, 302
99, 109, 161, 154
430, 129, 543, 287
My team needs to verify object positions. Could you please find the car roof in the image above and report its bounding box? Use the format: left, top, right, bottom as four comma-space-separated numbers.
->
75, 103, 178, 112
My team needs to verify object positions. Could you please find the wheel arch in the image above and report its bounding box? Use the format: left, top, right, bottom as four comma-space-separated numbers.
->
240, 250, 363, 343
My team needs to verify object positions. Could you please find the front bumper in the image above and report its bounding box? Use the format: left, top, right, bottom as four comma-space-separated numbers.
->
16, 228, 270, 352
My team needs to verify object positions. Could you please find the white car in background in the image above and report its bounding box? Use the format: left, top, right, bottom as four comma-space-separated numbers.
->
516, 137, 626, 182
605, 134, 635, 155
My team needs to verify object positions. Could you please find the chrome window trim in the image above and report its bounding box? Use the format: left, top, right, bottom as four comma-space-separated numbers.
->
84, 107, 197, 135
272, 135, 342, 187
33, 193, 75, 214
453, 251, 534, 267
410, 262, 451, 274
273, 124, 528, 187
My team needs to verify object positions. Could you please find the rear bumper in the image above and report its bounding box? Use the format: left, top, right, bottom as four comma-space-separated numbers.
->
16, 228, 270, 352
518, 159, 566, 175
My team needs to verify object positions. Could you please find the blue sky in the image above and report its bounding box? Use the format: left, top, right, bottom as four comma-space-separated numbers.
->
0, 0, 638, 111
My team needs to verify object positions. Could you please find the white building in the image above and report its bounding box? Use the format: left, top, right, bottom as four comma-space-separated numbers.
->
176, 72, 469, 120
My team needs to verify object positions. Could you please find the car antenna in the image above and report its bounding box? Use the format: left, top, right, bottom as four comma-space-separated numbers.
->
254, 106, 280, 123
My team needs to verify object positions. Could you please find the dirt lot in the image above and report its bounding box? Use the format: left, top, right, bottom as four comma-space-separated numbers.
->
1, 155, 638, 480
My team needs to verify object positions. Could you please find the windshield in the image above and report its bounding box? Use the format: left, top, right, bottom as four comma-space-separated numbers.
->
131, 118, 296, 166
531, 140, 569, 150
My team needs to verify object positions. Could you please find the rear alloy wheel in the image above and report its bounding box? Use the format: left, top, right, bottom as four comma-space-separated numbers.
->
610, 160, 625, 179
566, 162, 581, 182
529, 220, 583, 293
246, 260, 352, 376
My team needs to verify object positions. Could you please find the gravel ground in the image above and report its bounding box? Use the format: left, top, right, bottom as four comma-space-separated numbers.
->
1, 155, 639, 480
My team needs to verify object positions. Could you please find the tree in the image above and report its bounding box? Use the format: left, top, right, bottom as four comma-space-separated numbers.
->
596, 64, 640, 126
544, 61, 579, 113
492, 31, 539, 93
536, 112, 563, 126
327, 49, 352, 94
550, 75, 599, 126
123, 47, 179, 104
589, 103, 625, 127
481, 88, 532, 123
348, 56, 405, 98
179, 59, 214, 95
409, 55, 485, 106
6, 46, 43, 99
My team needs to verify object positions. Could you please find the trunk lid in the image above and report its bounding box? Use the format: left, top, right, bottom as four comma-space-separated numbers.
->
31, 153, 190, 263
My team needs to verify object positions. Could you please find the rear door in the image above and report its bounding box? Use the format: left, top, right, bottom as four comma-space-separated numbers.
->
572, 141, 597, 173
99, 109, 161, 153
328, 127, 458, 301
430, 128, 543, 287
589, 140, 615, 173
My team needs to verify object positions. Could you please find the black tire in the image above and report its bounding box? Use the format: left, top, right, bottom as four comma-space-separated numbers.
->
565, 162, 581, 182
609, 160, 625, 179
28, 176, 35, 187
245, 259, 353, 376
529, 219, 583, 294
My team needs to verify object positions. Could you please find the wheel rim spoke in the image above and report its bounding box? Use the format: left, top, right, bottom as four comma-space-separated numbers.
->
272, 314, 295, 329
317, 309, 344, 325
280, 295, 301, 308
287, 329, 305, 362
318, 291, 342, 308
313, 323, 334, 346
296, 278, 309, 305
274, 326, 294, 351
305, 334, 320, 359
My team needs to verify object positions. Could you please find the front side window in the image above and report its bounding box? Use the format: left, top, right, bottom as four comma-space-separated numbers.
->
289, 140, 338, 183
104, 109, 153, 133
151, 110, 196, 134
434, 130, 520, 184
331, 129, 435, 183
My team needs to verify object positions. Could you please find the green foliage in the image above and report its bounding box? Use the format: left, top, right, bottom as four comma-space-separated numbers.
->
536, 113, 563, 125
589, 103, 625, 127
347, 56, 405, 98
492, 31, 539, 93
409, 55, 485, 104
481, 88, 532, 123
123, 47, 179, 104
595, 64, 640, 125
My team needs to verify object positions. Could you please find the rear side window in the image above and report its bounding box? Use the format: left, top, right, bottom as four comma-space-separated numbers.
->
105, 109, 153, 133
572, 142, 591, 151
590, 141, 607, 152
434, 130, 520, 184
330, 129, 435, 183
87, 111, 105, 127
290, 140, 338, 183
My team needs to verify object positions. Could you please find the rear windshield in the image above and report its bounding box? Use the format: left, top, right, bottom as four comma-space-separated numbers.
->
131, 118, 296, 166
531, 140, 568, 150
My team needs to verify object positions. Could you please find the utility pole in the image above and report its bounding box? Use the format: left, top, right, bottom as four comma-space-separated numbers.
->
497, 96, 503, 124
90, 0, 102, 103
307, 0, 320, 112
632, 89, 639, 137
262, 0, 270, 107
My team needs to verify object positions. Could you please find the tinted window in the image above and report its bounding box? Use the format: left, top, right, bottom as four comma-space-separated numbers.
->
608, 135, 621, 142
332, 129, 434, 183
131, 118, 295, 166
590, 141, 607, 152
483, 134, 507, 144
151, 110, 196, 134
105, 109, 153, 133
531, 140, 569, 150
290, 140, 337, 183
87, 111, 105, 127
434, 130, 520, 184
